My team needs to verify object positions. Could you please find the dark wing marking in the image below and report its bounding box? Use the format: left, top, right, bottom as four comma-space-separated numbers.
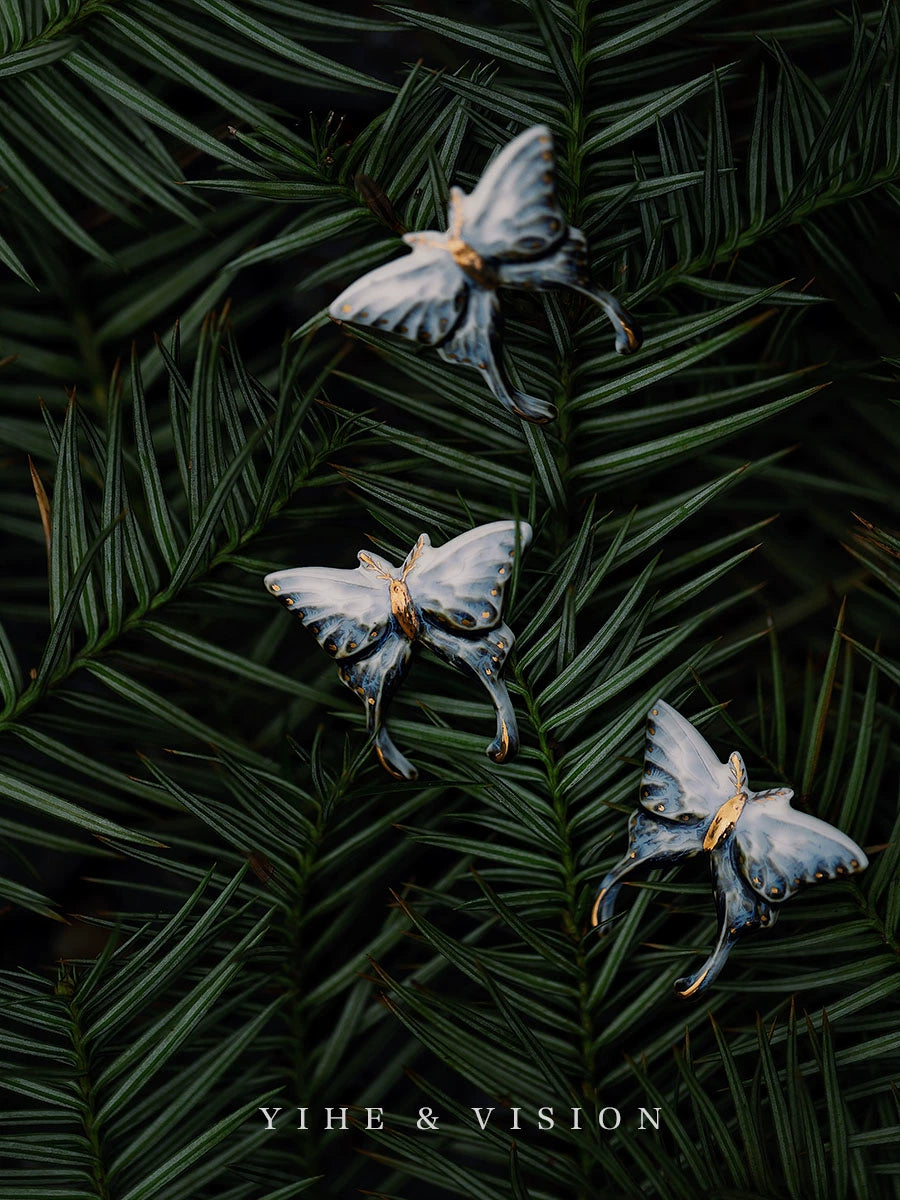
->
329, 242, 469, 347
458, 124, 568, 261
405, 519, 533, 632
735, 791, 868, 903
418, 618, 520, 764
264, 562, 392, 660
639, 700, 733, 822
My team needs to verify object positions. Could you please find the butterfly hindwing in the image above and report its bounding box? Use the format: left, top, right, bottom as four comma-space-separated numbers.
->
419, 618, 520, 763
264, 562, 391, 659
329, 243, 469, 347
592, 806, 705, 930
497, 227, 642, 356
674, 836, 778, 998
438, 288, 557, 423
640, 699, 733, 822
405, 520, 533, 633
336, 633, 416, 780
735, 790, 868, 903
458, 124, 568, 261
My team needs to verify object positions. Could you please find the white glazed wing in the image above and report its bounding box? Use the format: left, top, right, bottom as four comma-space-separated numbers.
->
639, 699, 734, 821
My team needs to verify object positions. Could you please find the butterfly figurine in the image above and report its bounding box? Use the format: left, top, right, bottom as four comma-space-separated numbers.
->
328, 124, 642, 424
264, 520, 531, 780
592, 699, 868, 998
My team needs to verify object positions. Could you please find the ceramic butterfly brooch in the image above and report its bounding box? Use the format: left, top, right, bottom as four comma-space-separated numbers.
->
592, 699, 868, 997
329, 124, 642, 424
265, 520, 531, 780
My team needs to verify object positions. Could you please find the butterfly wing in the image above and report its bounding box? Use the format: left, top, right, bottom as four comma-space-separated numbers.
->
404, 520, 531, 763
639, 700, 734, 822
457, 124, 568, 261
329, 242, 469, 347
337, 635, 416, 780
734, 790, 868, 903
673, 835, 778, 999
438, 287, 557, 423
264, 556, 422, 780
591, 807, 705, 931
404, 520, 532, 632
264, 560, 392, 659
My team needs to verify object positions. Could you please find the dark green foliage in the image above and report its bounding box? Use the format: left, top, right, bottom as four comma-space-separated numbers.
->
1, 1, 899, 1197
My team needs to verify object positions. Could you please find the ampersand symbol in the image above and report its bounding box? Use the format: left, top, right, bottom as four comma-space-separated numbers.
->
417, 1107, 439, 1130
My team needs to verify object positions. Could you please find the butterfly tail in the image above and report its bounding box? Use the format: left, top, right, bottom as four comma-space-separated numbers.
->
477, 355, 558, 424
339, 636, 417, 781
438, 288, 557, 424
496, 228, 642, 358
674, 836, 777, 999
570, 282, 643, 356
592, 808, 704, 932
420, 619, 521, 765
372, 723, 417, 782
590, 855, 636, 933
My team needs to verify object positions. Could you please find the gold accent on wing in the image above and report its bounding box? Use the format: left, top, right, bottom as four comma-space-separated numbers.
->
590, 888, 606, 927
620, 321, 640, 352
375, 744, 405, 780
702, 792, 747, 851
676, 968, 710, 999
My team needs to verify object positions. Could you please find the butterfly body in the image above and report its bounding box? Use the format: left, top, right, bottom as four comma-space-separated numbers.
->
265, 521, 531, 780
329, 125, 641, 424
592, 700, 867, 997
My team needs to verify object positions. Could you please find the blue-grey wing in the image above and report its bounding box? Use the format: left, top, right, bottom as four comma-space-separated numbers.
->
735, 791, 868, 903
418, 618, 520, 764
591, 807, 705, 931
497, 227, 642, 356
337, 635, 416, 780
263, 562, 391, 659
640, 700, 733, 822
674, 835, 778, 999
458, 124, 568, 261
405, 520, 533, 632
329, 242, 469, 346
438, 287, 557, 423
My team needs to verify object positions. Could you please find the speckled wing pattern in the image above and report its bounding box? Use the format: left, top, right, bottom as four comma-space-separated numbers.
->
263, 559, 391, 658
328, 124, 641, 424
264, 520, 531, 780
592, 699, 868, 997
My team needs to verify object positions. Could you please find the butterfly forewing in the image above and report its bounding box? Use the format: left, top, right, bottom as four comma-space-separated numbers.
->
264, 563, 392, 660
639, 700, 733, 822
406, 520, 532, 632
735, 791, 868, 903
459, 124, 568, 261
329, 243, 469, 346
